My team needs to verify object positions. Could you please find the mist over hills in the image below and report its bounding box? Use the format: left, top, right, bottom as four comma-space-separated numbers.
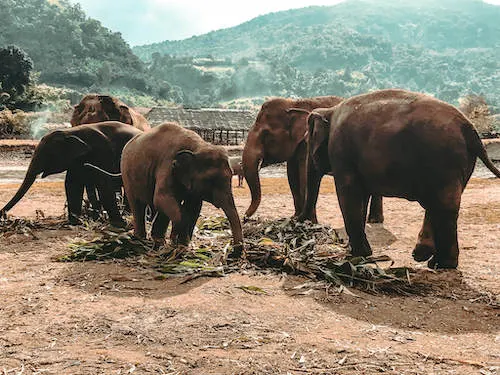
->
133, 0, 499, 109
133, 0, 500, 59
0, 0, 498, 110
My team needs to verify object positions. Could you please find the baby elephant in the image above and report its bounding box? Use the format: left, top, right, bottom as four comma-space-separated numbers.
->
121, 122, 244, 257
229, 156, 244, 187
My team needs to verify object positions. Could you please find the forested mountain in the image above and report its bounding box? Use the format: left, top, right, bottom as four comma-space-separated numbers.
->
0, 0, 153, 93
0, 0, 498, 111
134, 0, 500, 110
134, 0, 500, 59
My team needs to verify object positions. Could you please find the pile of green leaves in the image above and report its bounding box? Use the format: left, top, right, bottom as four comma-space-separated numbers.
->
60, 230, 153, 262
58, 215, 414, 293
241, 217, 413, 292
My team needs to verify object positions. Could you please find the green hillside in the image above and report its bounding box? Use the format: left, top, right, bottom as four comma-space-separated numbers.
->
134, 0, 500, 59
0, 0, 152, 94
134, 0, 500, 110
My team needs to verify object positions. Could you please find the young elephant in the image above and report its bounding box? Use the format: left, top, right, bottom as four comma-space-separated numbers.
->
229, 156, 244, 187
0, 122, 141, 227
303, 89, 500, 269
121, 122, 244, 257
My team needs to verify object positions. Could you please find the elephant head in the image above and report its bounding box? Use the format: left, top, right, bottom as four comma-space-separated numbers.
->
172, 148, 243, 252
1, 131, 90, 213
242, 99, 312, 217
242, 96, 343, 218
71, 94, 150, 131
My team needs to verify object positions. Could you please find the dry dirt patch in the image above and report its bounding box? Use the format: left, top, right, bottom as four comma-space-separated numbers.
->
0, 177, 499, 374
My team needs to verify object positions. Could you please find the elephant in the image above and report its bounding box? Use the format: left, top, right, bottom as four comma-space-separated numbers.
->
71, 94, 150, 131
229, 156, 244, 187
120, 122, 244, 257
0, 121, 142, 227
242, 95, 384, 224
70, 94, 150, 215
296, 105, 384, 224
302, 89, 500, 269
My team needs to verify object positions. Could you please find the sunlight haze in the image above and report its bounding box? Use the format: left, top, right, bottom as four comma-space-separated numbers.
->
71, 0, 500, 45
71, 0, 350, 45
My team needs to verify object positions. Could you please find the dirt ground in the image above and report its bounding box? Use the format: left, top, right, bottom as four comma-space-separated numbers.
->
0, 177, 499, 375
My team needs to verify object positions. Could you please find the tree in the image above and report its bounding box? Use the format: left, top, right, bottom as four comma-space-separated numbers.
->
0, 45, 33, 100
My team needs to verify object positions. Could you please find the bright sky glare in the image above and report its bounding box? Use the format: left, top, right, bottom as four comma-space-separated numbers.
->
72, 0, 500, 46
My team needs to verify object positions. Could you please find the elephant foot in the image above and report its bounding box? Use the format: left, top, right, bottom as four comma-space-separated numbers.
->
109, 218, 127, 229
367, 214, 384, 224
170, 236, 190, 247
349, 241, 372, 257
427, 255, 458, 269
88, 209, 101, 220
412, 244, 436, 262
228, 243, 244, 259
68, 214, 82, 226
297, 210, 319, 223
152, 237, 165, 251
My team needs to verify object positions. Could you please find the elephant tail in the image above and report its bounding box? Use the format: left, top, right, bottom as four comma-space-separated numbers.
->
463, 122, 500, 178
84, 163, 122, 180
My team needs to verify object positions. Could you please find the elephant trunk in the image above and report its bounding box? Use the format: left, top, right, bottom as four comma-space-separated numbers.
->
221, 195, 244, 257
1, 161, 39, 212
242, 137, 263, 218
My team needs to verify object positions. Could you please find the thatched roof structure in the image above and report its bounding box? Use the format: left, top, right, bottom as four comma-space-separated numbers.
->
146, 107, 256, 130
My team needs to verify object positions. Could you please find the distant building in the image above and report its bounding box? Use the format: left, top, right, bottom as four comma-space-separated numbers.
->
146, 107, 256, 145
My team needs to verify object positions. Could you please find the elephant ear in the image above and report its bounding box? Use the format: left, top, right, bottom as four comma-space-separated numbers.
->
98, 95, 121, 121
172, 150, 195, 190
307, 112, 330, 166
119, 105, 134, 125
286, 107, 312, 144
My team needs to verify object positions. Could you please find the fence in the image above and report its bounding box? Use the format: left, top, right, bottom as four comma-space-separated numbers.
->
186, 127, 248, 145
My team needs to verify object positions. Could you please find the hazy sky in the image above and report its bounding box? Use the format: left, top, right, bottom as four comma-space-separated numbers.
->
72, 0, 500, 46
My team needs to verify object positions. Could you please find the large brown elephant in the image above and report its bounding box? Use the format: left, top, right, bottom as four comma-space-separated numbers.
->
120, 122, 244, 257
242, 96, 343, 221
71, 94, 150, 131
242, 96, 384, 224
70, 94, 149, 214
0, 122, 141, 227
303, 89, 500, 269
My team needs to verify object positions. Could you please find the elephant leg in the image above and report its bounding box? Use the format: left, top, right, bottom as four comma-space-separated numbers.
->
297, 163, 322, 224
151, 211, 170, 249
65, 169, 84, 225
335, 175, 372, 257
171, 199, 203, 245
412, 211, 436, 262
96, 183, 126, 228
85, 183, 101, 219
154, 193, 183, 244
179, 198, 203, 243
426, 187, 460, 269
129, 199, 147, 239
367, 195, 384, 223
238, 175, 244, 188
287, 157, 303, 217
121, 190, 131, 215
